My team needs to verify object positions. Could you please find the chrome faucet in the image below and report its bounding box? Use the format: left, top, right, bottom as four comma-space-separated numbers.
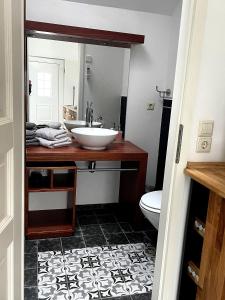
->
85, 101, 93, 127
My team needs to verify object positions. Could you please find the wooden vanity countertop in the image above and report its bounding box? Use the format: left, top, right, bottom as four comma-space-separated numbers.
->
185, 162, 225, 198
26, 140, 148, 162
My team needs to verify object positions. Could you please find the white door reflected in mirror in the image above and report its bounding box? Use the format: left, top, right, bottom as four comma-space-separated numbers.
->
29, 57, 64, 123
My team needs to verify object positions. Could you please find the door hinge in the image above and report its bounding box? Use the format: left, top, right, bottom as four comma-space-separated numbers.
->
175, 124, 184, 164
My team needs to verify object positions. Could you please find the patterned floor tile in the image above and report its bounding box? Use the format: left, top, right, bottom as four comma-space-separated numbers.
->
69, 280, 100, 300
35, 242, 155, 300
38, 266, 67, 286
38, 251, 64, 268
66, 264, 95, 282
126, 274, 153, 295
38, 283, 70, 299
98, 278, 129, 298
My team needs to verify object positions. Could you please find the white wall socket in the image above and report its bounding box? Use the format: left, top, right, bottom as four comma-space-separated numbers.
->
196, 137, 212, 153
147, 103, 155, 111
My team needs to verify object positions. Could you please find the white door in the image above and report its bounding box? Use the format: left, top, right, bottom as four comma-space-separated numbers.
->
28, 57, 64, 123
0, 0, 24, 299
153, 0, 210, 299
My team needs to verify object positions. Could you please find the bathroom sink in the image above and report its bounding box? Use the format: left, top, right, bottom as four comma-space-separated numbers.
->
64, 120, 102, 131
71, 128, 118, 150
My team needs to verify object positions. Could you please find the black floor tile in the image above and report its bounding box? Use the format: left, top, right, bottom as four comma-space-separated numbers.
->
105, 233, 129, 245
81, 224, 102, 236
94, 207, 113, 215
38, 238, 62, 252
119, 222, 134, 233
61, 236, 85, 251
76, 204, 99, 211
24, 286, 38, 300
97, 214, 117, 224
101, 223, 122, 234
77, 209, 95, 216
24, 268, 37, 287
25, 240, 38, 254
73, 227, 82, 237
144, 230, 158, 246
131, 292, 152, 299
125, 232, 150, 244
25, 253, 37, 269
114, 213, 130, 222
84, 234, 107, 247
78, 214, 98, 225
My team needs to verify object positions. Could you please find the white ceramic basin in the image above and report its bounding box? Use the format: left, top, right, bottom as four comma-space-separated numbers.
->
71, 127, 118, 150
64, 120, 102, 131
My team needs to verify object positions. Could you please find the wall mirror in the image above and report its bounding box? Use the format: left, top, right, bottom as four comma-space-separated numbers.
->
27, 36, 131, 130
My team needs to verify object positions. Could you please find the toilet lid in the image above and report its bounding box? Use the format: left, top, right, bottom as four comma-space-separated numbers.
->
140, 190, 162, 211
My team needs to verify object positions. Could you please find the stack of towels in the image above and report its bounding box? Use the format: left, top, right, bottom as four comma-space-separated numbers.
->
36, 127, 72, 148
25, 122, 72, 148
26, 122, 39, 146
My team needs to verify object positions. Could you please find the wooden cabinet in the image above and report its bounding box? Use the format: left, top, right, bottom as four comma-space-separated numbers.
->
179, 162, 225, 300
25, 161, 77, 239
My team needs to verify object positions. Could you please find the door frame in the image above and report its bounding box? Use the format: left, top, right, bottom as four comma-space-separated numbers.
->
153, 0, 209, 299
28, 55, 65, 122
23, 1, 207, 298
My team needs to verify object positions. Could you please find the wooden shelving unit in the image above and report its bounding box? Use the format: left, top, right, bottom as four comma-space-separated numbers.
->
25, 161, 77, 239
179, 162, 225, 300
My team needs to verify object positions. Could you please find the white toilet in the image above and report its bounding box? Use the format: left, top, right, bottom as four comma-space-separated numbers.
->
139, 190, 162, 230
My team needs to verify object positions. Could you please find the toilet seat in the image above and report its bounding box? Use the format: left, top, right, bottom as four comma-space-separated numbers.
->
140, 190, 162, 213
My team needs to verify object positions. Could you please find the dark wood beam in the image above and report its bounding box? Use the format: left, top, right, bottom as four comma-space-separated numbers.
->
25, 20, 145, 48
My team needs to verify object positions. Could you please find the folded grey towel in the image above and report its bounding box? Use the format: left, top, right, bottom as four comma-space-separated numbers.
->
26, 139, 40, 146
36, 128, 68, 141
26, 122, 36, 130
26, 138, 39, 143
46, 122, 62, 129
26, 135, 36, 140
37, 137, 72, 148
26, 130, 36, 136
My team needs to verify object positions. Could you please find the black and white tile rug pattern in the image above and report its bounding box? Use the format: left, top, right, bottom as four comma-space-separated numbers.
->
37, 243, 155, 300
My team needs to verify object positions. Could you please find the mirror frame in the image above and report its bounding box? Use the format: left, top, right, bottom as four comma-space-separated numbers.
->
25, 20, 145, 48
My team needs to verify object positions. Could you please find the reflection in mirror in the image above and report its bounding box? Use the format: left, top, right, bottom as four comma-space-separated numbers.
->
27, 37, 130, 131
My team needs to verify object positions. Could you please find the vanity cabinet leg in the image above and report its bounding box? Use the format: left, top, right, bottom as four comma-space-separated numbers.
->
119, 158, 147, 229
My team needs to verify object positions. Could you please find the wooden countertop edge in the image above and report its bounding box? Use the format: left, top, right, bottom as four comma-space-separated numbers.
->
185, 162, 225, 199
26, 141, 148, 162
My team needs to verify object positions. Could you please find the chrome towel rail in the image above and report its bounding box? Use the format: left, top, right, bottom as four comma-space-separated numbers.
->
77, 167, 138, 173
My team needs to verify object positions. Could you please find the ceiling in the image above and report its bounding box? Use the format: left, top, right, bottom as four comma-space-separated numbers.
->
64, 0, 180, 15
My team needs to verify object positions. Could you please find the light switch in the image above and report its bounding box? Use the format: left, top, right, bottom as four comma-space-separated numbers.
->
198, 120, 214, 137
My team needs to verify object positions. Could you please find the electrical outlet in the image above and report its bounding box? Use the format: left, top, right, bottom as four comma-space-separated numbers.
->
147, 103, 155, 111
196, 137, 212, 153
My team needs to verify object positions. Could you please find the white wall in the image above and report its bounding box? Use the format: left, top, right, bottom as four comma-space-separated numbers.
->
166, 1, 182, 93
26, 0, 182, 208
28, 38, 80, 108
26, 0, 176, 188
188, 0, 225, 161
83, 44, 127, 129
